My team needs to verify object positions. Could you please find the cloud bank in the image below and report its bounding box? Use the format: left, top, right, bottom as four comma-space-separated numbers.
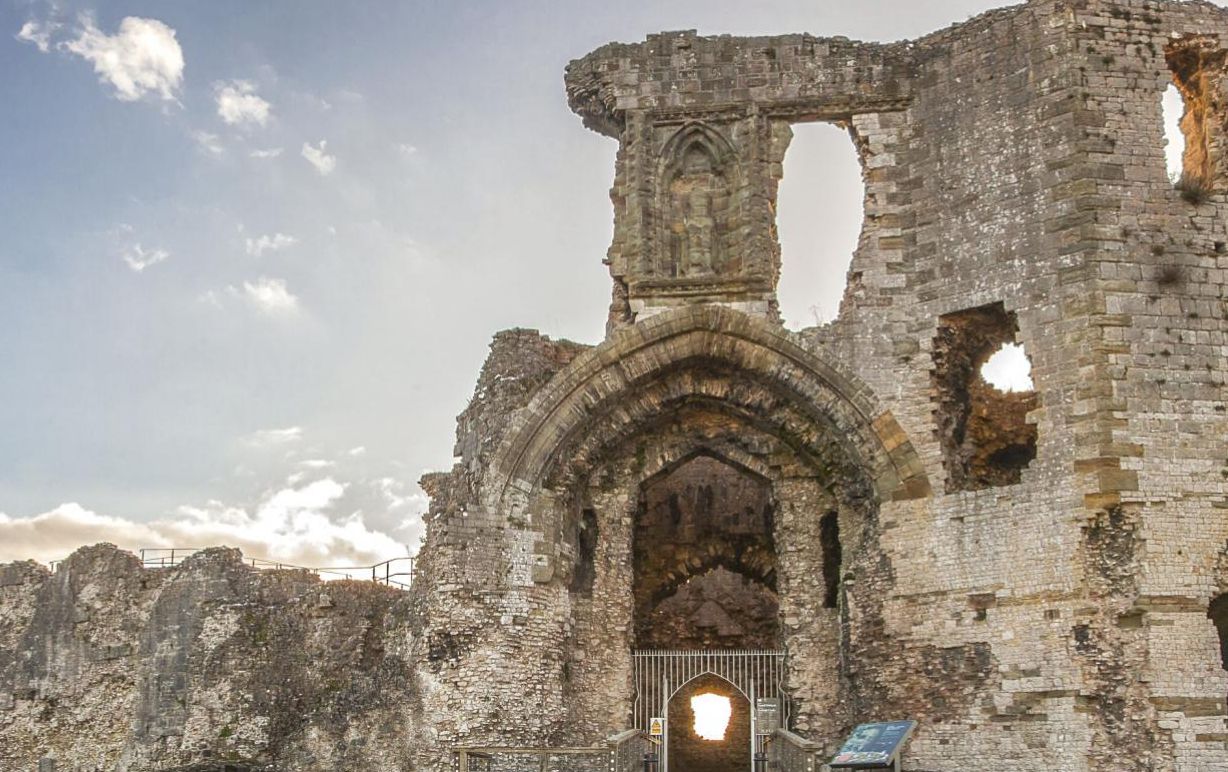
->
0, 477, 408, 568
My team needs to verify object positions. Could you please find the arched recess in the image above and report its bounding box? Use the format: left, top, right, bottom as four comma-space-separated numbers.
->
488, 307, 928, 740
655, 123, 743, 278
667, 672, 752, 772
634, 453, 779, 651
487, 305, 929, 521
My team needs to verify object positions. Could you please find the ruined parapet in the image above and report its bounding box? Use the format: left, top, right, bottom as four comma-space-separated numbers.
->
566, 31, 913, 329
0, 544, 418, 772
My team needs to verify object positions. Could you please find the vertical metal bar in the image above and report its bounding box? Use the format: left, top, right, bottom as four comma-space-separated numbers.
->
749, 677, 757, 771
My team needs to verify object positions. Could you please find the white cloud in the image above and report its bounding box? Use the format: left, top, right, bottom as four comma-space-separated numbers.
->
245, 232, 297, 257
215, 80, 271, 127
396, 143, 419, 158
301, 140, 336, 176
62, 16, 184, 102
242, 277, 299, 314
244, 426, 303, 447
16, 20, 57, 53
122, 244, 169, 272
192, 130, 224, 157
250, 147, 283, 159
0, 479, 407, 568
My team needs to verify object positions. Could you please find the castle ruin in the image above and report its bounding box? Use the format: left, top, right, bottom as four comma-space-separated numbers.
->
4, 1, 1228, 770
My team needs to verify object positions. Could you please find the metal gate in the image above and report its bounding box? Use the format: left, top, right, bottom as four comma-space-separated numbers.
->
632, 649, 788, 771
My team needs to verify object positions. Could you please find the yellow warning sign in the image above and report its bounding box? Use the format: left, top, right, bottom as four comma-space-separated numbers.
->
649, 717, 665, 736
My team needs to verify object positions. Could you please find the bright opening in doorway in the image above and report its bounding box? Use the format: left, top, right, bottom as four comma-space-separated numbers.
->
690, 693, 732, 741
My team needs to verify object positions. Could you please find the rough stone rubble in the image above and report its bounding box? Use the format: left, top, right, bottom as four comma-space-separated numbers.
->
4, 1, 1228, 770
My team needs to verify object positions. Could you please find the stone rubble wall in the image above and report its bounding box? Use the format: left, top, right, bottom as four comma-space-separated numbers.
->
4, 2, 1228, 771
0, 544, 418, 772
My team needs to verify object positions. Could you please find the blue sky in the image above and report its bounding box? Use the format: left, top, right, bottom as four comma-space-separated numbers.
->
0, 0, 1188, 565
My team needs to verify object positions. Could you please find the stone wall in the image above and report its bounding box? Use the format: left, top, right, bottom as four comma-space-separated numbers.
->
417, 0, 1228, 769
0, 545, 417, 772
4, 1, 1228, 771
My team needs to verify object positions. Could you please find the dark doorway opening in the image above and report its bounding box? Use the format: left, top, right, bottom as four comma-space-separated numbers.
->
632, 454, 780, 650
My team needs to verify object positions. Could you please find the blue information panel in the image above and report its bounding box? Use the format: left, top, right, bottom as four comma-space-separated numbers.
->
830, 720, 917, 768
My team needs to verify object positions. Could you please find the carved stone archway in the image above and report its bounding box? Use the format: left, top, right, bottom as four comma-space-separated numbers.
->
486, 305, 930, 524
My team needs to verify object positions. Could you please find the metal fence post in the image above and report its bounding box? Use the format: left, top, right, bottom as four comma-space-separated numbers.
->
642, 749, 658, 772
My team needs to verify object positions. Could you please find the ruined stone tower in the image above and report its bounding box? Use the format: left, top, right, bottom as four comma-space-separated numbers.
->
417, 1, 1228, 769
3, 1, 1228, 771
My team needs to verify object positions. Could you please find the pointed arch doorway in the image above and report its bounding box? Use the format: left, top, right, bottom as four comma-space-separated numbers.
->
633, 650, 787, 772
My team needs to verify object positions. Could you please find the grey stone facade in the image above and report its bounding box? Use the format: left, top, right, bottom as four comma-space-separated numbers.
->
4, 1, 1228, 770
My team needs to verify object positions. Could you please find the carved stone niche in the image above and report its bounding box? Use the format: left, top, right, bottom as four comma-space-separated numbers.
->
657, 123, 738, 279
628, 121, 770, 316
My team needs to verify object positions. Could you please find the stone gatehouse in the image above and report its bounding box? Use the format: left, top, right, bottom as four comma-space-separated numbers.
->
3, 1, 1228, 770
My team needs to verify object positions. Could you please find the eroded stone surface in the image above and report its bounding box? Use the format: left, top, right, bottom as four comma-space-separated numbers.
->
5, 1, 1228, 770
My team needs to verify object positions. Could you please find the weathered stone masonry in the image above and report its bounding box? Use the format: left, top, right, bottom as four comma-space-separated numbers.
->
4, 1, 1228, 770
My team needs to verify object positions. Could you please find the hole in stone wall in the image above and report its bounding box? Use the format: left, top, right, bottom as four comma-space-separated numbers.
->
980, 343, 1034, 393
1162, 83, 1187, 183
819, 511, 841, 609
932, 302, 1038, 492
1165, 36, 1226, 199
776, 122, 864, 330
691, 693, 733, 741
1209, 594, 1228, 671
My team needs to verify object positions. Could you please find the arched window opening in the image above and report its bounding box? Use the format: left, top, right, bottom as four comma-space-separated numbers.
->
569, 508, 598, 594
776, 122, 864, 330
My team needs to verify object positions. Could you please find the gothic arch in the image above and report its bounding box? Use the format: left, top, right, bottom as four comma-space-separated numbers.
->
659, 122, 739, 181
655, 122, 743, 278
487, 306, 929, 520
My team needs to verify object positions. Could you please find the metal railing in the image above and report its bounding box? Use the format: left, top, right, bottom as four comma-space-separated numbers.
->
767, 727, 822, 772
136, 548, 415, 590
454, 729, 651, 772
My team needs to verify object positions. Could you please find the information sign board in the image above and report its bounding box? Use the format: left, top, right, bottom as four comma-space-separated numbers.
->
754, 698, 781, 734
830, 720, 916, 768
649, 717, 665, 736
